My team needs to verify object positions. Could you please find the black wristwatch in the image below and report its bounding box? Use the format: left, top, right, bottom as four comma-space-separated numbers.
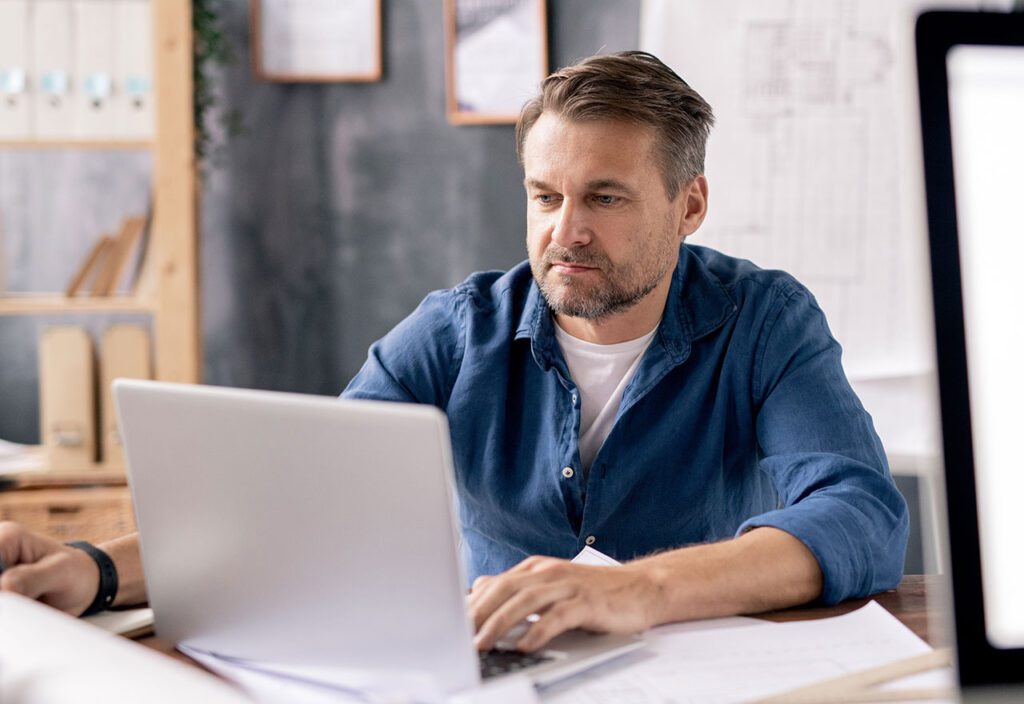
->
66, 541, 119, 616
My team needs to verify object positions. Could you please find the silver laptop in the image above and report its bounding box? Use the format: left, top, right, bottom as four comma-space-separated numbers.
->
917, 10, 1024, 703
113, 380, 643, 695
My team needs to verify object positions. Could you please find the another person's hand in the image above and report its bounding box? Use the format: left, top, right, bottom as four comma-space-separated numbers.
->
0, 521, 100, 615
468, 556, 655, 652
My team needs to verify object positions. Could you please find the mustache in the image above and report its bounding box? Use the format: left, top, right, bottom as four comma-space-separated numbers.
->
541, 246, 608, 269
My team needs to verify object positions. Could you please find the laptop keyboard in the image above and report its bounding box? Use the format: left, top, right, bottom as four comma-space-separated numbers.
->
479, 648, 554, 679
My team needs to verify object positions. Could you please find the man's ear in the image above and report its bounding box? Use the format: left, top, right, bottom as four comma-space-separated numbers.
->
678, 175, 709, 239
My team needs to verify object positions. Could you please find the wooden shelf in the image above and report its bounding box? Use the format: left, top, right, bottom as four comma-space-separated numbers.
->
0, 294, 154, 316
0, 140, 152, 150
3, 468, 127, 489
0, 444, 126, 489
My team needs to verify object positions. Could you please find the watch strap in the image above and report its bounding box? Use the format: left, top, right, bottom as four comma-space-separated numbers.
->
66, 540, 119, 616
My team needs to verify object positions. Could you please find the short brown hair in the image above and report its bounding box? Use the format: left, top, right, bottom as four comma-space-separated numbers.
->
515, 51, 714, 199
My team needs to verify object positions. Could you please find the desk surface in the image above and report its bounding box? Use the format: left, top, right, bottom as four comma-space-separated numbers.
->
760, 574, 939, 644
134, 574, 943, 674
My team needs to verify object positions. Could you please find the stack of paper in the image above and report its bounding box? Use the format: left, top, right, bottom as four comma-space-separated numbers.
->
0, 437, 45, 476
542, 601, 952, 704
85, 606, 155, 639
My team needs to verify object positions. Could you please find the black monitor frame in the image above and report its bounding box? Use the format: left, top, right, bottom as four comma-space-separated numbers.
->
917, 9, 1024, 688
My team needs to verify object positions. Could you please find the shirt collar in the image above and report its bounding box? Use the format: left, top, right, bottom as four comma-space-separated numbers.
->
515, 282, 561, 371
515, 245, 737, 370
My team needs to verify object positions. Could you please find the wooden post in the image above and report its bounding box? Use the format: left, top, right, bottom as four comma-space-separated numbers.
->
148, 0, 200, 383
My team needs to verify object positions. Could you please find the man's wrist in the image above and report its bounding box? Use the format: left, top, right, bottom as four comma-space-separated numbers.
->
624, 561, 671, 629
65, 541, 119, 616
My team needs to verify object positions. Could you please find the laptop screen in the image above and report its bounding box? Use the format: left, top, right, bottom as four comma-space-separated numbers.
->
946, 43, 1024, 650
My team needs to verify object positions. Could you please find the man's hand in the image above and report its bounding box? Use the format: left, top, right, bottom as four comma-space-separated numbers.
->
469, 529, 823, 654
0, 521, 100, 615
469, 556, 656, 652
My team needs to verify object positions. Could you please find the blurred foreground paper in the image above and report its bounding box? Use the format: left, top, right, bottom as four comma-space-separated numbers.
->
0, 592, 249, 703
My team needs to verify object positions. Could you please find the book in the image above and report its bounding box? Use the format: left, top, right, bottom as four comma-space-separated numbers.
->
92, 216, 146, 296
65, 235, 115, 297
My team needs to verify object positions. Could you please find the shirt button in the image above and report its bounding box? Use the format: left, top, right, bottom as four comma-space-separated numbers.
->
561, 467, 574, 479
585, 535, 596, 546
571, 393, 578, 405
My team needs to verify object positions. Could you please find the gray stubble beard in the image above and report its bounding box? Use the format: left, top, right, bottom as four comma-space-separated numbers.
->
533, 266, 661, 321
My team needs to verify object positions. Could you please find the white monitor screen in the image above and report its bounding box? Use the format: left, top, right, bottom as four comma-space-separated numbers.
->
947, 44, 1024, 650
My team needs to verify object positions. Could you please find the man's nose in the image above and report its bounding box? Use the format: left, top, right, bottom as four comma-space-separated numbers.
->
551, 199, 592, 248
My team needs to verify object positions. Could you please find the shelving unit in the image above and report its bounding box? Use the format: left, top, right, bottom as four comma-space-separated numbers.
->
0, 0, 199, 496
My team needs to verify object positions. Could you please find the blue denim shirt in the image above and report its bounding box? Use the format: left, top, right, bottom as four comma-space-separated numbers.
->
343, 244, 909, 604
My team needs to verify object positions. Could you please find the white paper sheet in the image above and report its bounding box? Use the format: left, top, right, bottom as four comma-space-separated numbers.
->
570, 546, 623, 567
541, 601, 944, 703
0, 436, 45, 474
184, 645, 540, 704
182, 646, 413, 704
85, 605, 155, 637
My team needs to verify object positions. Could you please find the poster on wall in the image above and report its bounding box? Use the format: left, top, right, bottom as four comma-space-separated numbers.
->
445, 0, 548, 124
251, 0, 382, 82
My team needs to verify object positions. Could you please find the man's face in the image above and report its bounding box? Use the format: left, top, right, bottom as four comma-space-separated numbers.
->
523, 113, 687, 321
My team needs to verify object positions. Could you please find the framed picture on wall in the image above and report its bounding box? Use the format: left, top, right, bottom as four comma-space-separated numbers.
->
251, 0, 383, 82
444, 0, 548, 124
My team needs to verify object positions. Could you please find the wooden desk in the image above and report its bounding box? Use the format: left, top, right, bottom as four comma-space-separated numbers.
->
133, 574, 943, 672
760, 574, 939, 645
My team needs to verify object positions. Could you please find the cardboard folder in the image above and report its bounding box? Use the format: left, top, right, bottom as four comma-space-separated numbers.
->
39, 326, 97, 471
100, 325, 152, 468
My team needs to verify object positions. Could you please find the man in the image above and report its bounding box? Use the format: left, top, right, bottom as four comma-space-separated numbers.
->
0, 52, 908, 654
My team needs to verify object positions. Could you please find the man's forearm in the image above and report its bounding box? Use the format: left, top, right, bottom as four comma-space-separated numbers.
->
99, 532, 146, 607
633, 526, 823, 626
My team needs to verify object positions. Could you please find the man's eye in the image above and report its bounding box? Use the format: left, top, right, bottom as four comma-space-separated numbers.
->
593, 195, 620, 206
536, 194, 559, 205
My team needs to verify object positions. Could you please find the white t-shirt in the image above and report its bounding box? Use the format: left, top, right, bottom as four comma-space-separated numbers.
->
554, 322, 659, 474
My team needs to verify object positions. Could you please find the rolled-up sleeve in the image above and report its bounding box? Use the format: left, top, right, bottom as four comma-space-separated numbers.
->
342, 289, 467, 408
737, 283, 909, 604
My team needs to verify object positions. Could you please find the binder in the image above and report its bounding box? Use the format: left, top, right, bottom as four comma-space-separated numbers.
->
31, 0, 76, 140
114, 0, 153, 139
73, 0, 118, 140
99, 325, 151, 468
0, 0, 31, 139
39, 326, 97, 471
